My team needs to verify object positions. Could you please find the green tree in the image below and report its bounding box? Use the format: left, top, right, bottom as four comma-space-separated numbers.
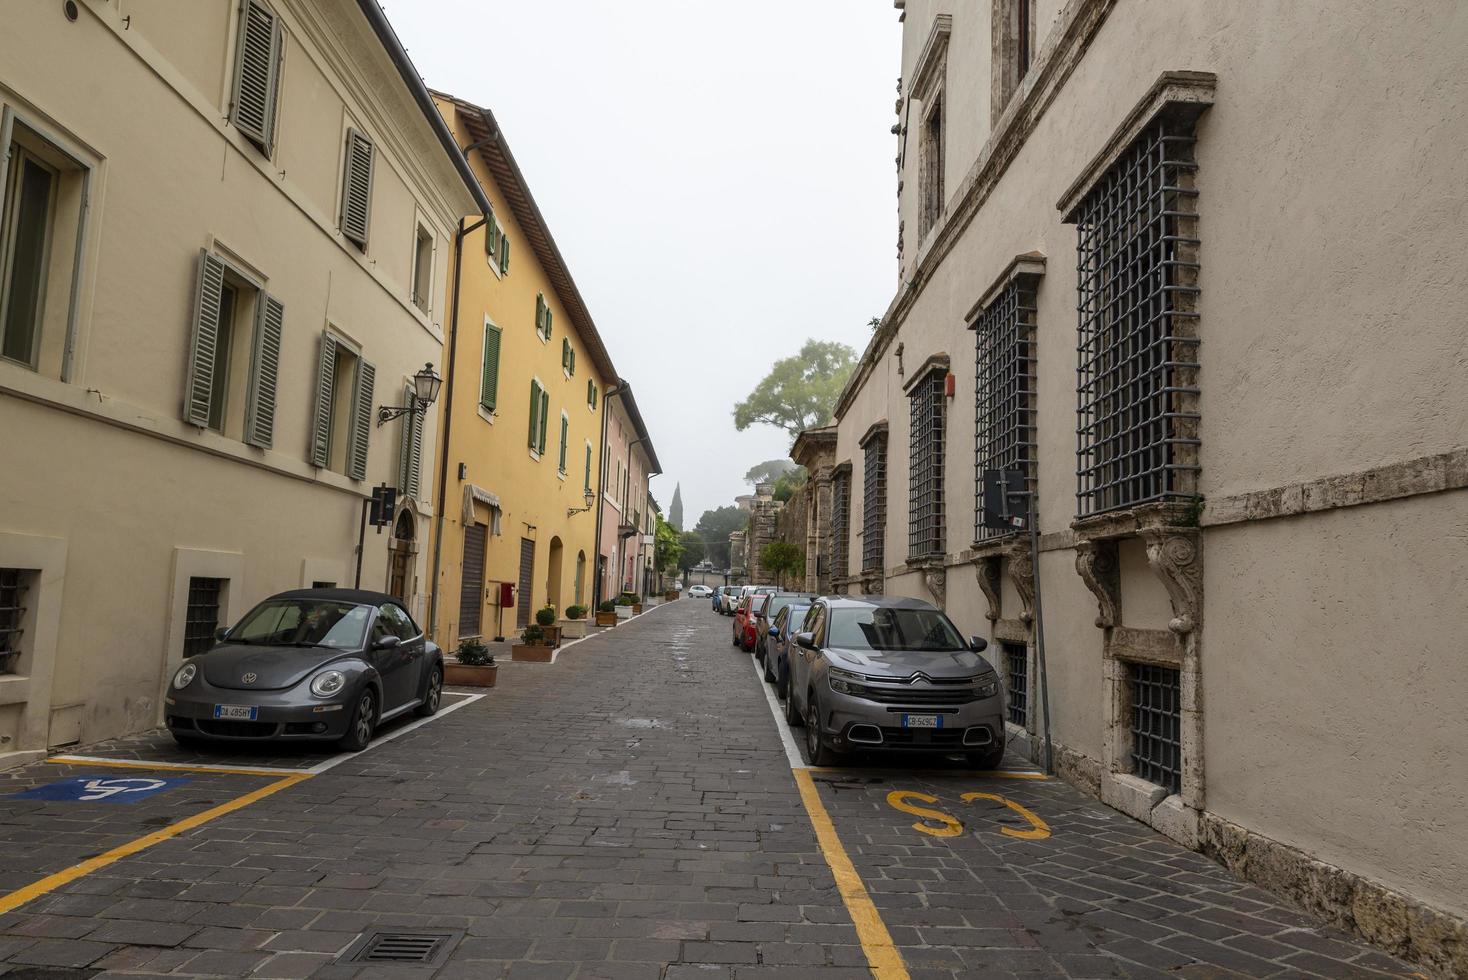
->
771, 467, 807, 502
677, 531, 706, 575
744, 459, 796, 485
654, 515, 683, 574
759, 540, 805, 589
733, 339, 857, 436
668, 483, 684, 531
694, 506, 747, 568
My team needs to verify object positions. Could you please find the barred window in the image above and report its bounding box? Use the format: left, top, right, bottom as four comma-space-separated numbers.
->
829, 467, 851, 579
0, 569, 29, 675
908, 369, 946, 559
973, 279, 1037, 541
1127, 662, 1182, 795
861, 433, 887, 573
184, 577, 224, 659
1074, 119, 1201, 516
1003, 641, 1027, 727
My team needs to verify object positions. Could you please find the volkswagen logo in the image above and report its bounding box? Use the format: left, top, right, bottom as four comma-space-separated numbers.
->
241, 672, 258, 684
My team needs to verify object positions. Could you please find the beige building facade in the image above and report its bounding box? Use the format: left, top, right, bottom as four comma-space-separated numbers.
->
818, 0, 1467, 971
0, 0, 483, 764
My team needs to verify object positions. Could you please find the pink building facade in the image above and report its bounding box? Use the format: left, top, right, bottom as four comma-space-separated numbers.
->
595, 385, 659, 605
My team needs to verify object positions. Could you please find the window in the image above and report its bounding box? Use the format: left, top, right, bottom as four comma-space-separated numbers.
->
484, 212, 501, 265
973, 275, 1038, 541
908, 369, 946, 559
183, 576, 225, 659
229, 0, 284, 156
919, 92, 944, 238
1004, 641, 1027, 726
339, 128, 375, 250
534, 292, 553, 341
992, 0, 1036, 122
0, 114, 90, 380
860, 429, 887, 573
562, 337, 576, 376
376, 602, 420, 641
480, 320, 501, 412
0, 569, 29, 676
397, 381, 424, 498
498, 233, 510, 275
233, 597, 369, 650
587, 379, 597, 410
557, 412, 569, 475
829, 466, 851, 579
527, 379, 548, 455
1127, 662, 1182, 794
184, 251, 284, 448
309, 331, 374, 480
1074, 119, 1201, 516
411, 226, 432, 312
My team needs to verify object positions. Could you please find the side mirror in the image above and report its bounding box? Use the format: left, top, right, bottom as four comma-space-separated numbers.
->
373, 635, 403, 652
768, 627, 778, 638
969, 636, 988, 652
795, 632, 816, 650
213, 627, 229, 643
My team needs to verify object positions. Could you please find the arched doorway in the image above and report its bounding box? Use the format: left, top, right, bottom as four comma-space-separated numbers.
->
387, 507, 417, 604
547, 536, 564, 611
574, 551, 586, 606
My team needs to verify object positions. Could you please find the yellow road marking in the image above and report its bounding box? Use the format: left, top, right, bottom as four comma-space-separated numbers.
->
793, 768, 908, 980
886, 790, 964, 838
808, 767, 1047, 780
0, 772, 311, 915
47, 756, 302, 777
961, 791, 1052, 840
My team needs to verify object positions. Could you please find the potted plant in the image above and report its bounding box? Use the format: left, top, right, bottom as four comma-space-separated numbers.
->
664, 588, 679, 602
536, 606, 561, 647
512, 622, 554, 662
615, 592, 636, 620
595, 599, 618, 627
561, 604, 588, 639
445, 638, 497, 687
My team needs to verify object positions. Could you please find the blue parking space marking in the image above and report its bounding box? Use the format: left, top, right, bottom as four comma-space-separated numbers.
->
13, 775, 191, 803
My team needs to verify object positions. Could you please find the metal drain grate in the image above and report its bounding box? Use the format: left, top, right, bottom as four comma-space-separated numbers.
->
340, 929, 462, 967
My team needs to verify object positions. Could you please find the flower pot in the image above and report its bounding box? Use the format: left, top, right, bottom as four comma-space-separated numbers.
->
615, 605, 634, 621
664, 590, 679, 602
595, 611, 618, 627
560, 618, 587, 639
540, 625, 562, 648
511, 643, 554, 663
444, 662, 497, 687
632, 603, 644, 616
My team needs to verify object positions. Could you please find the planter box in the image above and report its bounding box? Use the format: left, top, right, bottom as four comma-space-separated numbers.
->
632, 603, 644, 616
511, 643, 554, 663
664, 591, 679, 601
595, 611, 618, 627
615, 605, 634, 621
444, 662, 498, 687
539, 625, 562, 648
560, 618, 587, 639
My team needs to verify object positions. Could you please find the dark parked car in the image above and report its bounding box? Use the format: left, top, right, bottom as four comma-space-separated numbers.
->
783, 595, 1005, 769
164, 588, 443, 751
754, 593, 816, 665
763, 600, 814, 688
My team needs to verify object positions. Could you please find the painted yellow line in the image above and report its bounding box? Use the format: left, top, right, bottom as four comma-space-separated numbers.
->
807, 766, 1048, 780
47, 756, 301, 777
793, 768, 908, 980
0, 772, 311, 915
961, 791, 1052, 840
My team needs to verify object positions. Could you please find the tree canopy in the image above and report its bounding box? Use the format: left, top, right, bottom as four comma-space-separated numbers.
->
676, 531, 706, 573
759, 540, 805, 589
733, 339, 857, 436
743, 459, 796, 485
692, 505, 747, 568
654, 515, 682, 573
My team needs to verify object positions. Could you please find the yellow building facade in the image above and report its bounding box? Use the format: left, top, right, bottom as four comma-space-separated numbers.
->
426, 93, 618, 645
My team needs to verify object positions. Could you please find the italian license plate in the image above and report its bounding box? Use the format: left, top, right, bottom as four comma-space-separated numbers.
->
903, 714, 942, 729
213, 704, 257, 721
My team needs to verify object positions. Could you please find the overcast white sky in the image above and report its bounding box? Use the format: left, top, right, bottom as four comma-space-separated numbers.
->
385, 1, 900, 525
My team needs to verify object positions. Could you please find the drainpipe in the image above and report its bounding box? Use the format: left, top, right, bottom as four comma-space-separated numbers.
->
591, 381, 624, 609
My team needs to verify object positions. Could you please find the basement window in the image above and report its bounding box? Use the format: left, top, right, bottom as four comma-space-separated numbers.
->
183, 577, 225, 659
1127, 662, 1182, 795
0, 569, 30, 675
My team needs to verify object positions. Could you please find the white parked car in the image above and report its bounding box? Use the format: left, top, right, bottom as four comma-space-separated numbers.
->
687, 585, 713, 597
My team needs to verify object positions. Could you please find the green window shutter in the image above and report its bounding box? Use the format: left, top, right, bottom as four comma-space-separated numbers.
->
535, 293, 545, 335
485, 213, 498, 260
569, 347, 576, 376
243, 292, 284, 448
544, 309, 552, 339
309, 331, 338, 467
347, 358, 375, 481
185, 250, 227, 427
398, 382, 423, 497
584, 443, 592, 491
538, 390, 549, 454
499, 234, 510, 274
230, 0, 284, 155
528, 380, 541, 449
480, 323, 501, 411
558, 415, 568, 472
339, 128, 375, 248
586, 379, 594, 409
561, 337, 569, 370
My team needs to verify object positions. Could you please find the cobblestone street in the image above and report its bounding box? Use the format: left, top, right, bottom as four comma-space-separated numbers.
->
0, 602, 1417, 978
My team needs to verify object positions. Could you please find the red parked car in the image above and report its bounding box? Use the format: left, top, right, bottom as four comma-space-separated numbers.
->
733, 589, 797, 653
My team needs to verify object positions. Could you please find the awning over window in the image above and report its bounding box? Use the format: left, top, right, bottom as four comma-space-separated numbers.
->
464, 484, 503, 535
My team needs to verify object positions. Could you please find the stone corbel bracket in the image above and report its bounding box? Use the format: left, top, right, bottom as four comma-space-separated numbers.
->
922, 564, 946, 607
1074, 539, 1120, 628
973, 555, 1002, 622
1143, 528, 1203, 635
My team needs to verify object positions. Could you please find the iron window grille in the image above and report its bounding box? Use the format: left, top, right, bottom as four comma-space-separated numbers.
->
183, 577, 224, 659
1003, 641, 1027, 726
973, 280, 1037, 541
1127, 661, 1182, 795
0, 570, 27, 675
1074, 119, 1201, 517
861, 434, 887, 573
829, 467, 851, 579
908, 369, 946, 559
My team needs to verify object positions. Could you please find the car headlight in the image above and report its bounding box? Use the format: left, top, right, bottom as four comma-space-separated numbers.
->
309, 670, 346, 698
172, 663, 197, 690
969, 673, 999, 698
827, 666, 866, 695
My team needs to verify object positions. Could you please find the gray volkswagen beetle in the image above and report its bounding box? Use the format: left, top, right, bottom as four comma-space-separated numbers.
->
164, 588, 443, 751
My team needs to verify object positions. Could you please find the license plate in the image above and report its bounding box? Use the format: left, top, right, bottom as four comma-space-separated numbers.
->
902, 714, 942, 729
213, 704, 258, 721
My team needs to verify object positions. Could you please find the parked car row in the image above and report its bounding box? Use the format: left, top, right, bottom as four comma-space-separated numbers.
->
711, 586, 1008, 770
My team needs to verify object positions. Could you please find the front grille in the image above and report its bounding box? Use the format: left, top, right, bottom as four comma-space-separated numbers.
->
1127, 662, 1182, 795
1004, 642, 1028, 726
877, 727, 965, 747
852, 685, 980, 706
196, 718, 279, 738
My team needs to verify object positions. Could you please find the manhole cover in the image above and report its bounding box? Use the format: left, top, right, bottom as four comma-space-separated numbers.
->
340, 930, 462, 967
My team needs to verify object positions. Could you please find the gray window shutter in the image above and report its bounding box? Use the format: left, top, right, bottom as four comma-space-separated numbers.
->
185, 251, 228, 427
348, 358, 375, 481
243, 293, 284, 448
230, 0, 284, 155
398, 382, 423, 498
339, 128, 375, 248
309, 332, 338, 467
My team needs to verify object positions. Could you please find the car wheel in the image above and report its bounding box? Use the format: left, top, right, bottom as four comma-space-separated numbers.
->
804, 692, 836, 766
966, 743, 1007, 771
783, 672, 803, 726
761, 648, 775, 683
414, 664, 443, 717
731, 626, 740, 646
338, 687, 377, 752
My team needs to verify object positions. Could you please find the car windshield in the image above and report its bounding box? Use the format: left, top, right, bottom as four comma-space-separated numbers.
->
827, 606, 965, 652
765, 595, 803, 620
229, 599, 372, 650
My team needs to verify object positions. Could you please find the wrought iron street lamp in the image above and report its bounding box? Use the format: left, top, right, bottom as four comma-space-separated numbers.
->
376, 363, 442, 426
567, 487, 596, 517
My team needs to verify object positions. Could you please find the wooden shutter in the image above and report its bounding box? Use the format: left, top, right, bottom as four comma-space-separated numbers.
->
347, 358, 375, 481
499, 235, 510, 274
527, 379, 541, 449
243, 293, 283, 448
230, 0, 283, 155
570, 347, 576, 376
535, 294, 546, 335
538, 389, 549, 454
484, 213, 498, 260
480, 323, 501, 410
397, 382, 423, 498
309, 332, 337, 467
185, 251, 227, 427
584, 443, 592, 490
544, 309, 552, 339
558, 414, 569, 472
339, 128, 375, 248
561, 338, 570, 370
587, 379, 595, 409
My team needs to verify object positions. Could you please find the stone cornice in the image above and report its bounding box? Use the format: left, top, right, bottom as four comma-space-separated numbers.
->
858, 420, 889, 449
908, 14, 953, 103
901, 353, 950, 394
966, 252, 1047, 324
